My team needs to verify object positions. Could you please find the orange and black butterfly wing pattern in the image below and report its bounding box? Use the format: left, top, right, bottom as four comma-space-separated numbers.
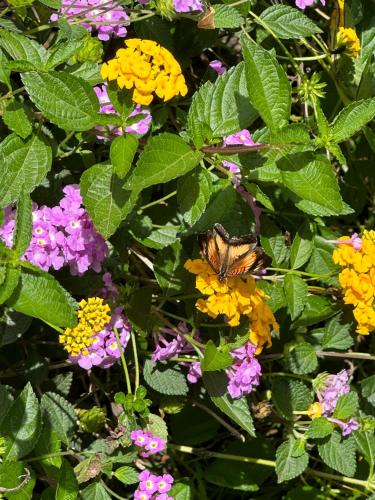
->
200, 223, 271, 279
226, 247, 272, 278
199, 226, 227, 275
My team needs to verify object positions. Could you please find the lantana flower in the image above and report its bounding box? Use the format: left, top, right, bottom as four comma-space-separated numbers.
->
332, 230, 375, 334
184, 259, 279, 353
94, 83, 152, 139
130, 430, 166, 458
0, 185, 107, 275
295, 0, 325, 9
50, 0, 129, 41
101, 38, 188, 105
307, 370, 359, 436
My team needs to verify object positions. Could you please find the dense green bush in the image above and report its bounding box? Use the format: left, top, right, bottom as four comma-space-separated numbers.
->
0, 0, 374, 498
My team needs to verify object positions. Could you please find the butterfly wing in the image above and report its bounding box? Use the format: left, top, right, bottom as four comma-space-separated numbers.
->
200, 224, 229, 276
226, 247, 271, 278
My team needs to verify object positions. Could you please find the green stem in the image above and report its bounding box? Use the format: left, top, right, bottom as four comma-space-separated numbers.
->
172, 445, 375, 489
100, 481, 127, 500
247, 10, 305, 79
27, 451, 76, 463
113, 327, 132, 395
317, 351, 375, 361
138, 190, 177, 212
262, 372, 312, 383
268, 267, 332, 279
131, 330, 140, 391
0, 87, 25, 102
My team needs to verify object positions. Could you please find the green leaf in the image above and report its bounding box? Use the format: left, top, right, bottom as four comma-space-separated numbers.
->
259, 219, 289, 266
187, 183, 237, 234
203, 371, 255, 436
13, 192, 32, 257
259, 5, 322, 39
213, 4, 244, 28
201, 340, 233, 372
329, 97, 375, 143
143, 360, 189, 396
3, 100, 33, 139
275, 438, 309, 483
307, 417, 334, 439
110, 134, 139, 179
0, 384, 14, 426
0, 310, 32, 348
0, 29, 47, 68
80, 163, 138, 239
114, 466, 139, 485
187, 62, 258, 146
177, 167, 212, 226
22, 71, 99, 131
56, 459, 78, 500
360, 375, 375, 406
272, 378, 313, 420
322, 315, 354, 350
41, 392, 76, 446
290, 221, 315, 269
74, 455, 102, 484
0, 267, 21, 305
169, 482, 192, 500
153, 241, 189, 296
293, 295, 338, 328
81, 482, 111, 500
45, 39, 84, 70
34, 422, 62, 481
124, 133, 202, 190
353, 431, 375, 470
0, 133, 52, 208
0, 382, 41, 460
333, 392, 359, 420
206, 439, 274, 492
242, 38, 291, 130
0, 461, 36, 500
284, 274, 308, 320
284, 342, 318, 375
306, 247, 338, 283
277, 153, 353, 216
146, 413, 168, 441
318, 431, 356, 477
7, 269, 77, 327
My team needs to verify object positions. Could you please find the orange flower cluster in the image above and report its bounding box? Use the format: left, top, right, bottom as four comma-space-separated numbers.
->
101, 38, 188, 105
333, 231, 375, 335
184, 259, 279, 353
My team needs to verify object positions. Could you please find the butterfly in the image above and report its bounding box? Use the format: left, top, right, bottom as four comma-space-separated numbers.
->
199, 223, 271, 281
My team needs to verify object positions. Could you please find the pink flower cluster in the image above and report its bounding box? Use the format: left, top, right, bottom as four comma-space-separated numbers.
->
94, 84, 152, 139
151, 323, 195, 362
227, 342, 261, 399
317, 369, 359, 436
70, 305, 130, 369
50, 0, 129, 41
295, 0, 325, 9
173, 0, 203, 13
130, 430, 166, 458
0, 185, 107, 275
134, 470, 174, 500
151, 323, 202, 384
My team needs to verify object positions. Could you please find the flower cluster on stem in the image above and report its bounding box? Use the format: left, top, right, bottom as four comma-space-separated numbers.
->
101, 38, 187, 105
0, 185, 107, 275
332, 230, 375, 334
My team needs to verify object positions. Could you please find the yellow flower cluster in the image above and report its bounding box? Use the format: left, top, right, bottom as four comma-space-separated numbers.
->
184, 259, 279, 353
101, 38, 188, 106
333, 231, 375, 335
307, 402, 323, 420
59, 297, 111, 357
336, 27, 361, 58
